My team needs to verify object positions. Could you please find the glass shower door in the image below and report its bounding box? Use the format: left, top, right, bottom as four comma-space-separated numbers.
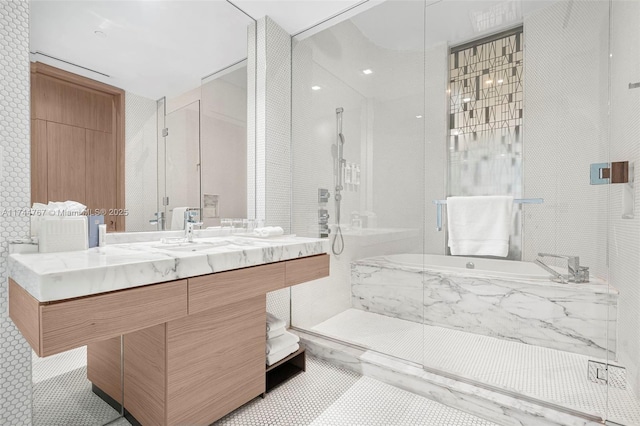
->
162, 100, 201, 230
290, 0, 427, 365
422, 0, 619, 422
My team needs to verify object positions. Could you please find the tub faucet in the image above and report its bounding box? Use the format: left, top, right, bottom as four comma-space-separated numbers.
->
536, 253, 589, 283
184, 208, 203, 243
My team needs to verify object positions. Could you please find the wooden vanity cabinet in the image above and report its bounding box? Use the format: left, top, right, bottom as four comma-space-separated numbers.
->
81, 254, 329, 425
10, 255, 329, 425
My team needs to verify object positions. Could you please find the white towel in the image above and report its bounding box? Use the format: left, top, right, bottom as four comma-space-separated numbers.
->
447, 195, 513, 257
267, 327, 285, 340
266, 330, 300, 355
171, 207, 188, 230
266, 312, 286, 332
266, 343, 300, 366
252, 226, 285, 238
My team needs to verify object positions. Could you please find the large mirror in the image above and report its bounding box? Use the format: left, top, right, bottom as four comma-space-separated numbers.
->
28, 1, 255, 424
30, 0, 254, 234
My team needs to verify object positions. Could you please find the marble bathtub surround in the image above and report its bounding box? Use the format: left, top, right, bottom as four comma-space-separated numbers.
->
10, 235, 328, 302
351, 256, 617, 359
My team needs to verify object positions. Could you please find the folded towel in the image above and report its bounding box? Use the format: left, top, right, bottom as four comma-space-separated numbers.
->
266, 312, 286, 332
266, 343, 300, 366
266, 330, 300, 355
252, 226, 284, 238
267, 327, 285, 340
171, 207, 188, 230
447, 195, 513, 257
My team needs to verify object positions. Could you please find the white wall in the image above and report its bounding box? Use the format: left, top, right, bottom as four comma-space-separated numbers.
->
250, 17, 293, 324
610, 0, 640, 403
522, 1, 610, 278
0, 2, 32, 423
125, 92, 159, 232
201, 69, 247, 226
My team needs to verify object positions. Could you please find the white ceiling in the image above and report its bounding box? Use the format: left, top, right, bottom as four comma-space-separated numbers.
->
231, 0, 364, 35
29, 0, 560, 100
29, 0, 364, 100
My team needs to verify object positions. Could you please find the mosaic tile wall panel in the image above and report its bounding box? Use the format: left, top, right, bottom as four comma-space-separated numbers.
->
0, 1, 32, 424
448, 29, 523, 259
609, 0, 640, 409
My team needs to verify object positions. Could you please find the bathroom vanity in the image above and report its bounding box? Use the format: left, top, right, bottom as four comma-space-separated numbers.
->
8, 235, 329, 425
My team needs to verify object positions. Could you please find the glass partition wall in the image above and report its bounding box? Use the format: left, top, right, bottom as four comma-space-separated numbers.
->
290, 1, 640, 424
291, 0, 427, 363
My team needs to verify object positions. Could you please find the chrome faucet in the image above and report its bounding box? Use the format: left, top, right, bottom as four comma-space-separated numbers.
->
184, 208, 203, 243
536, 253, 589, 283
149, 211, 166, 231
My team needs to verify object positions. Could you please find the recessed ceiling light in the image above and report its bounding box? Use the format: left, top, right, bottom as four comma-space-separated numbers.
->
362, 69, 373, 75
415, 115, 423, 119
94, 30, 107, 39
486, 79, 493, 85
311, 86, 321, 91
451, 129, 460, 135
462, 97, 471, 102
497, 79, 504, 84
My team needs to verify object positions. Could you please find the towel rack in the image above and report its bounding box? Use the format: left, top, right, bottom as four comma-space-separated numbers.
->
432, 198, 544, 231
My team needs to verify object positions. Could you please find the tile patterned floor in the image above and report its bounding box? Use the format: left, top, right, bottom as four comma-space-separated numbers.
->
32, 353, 496, 426
311, 308, 640, 426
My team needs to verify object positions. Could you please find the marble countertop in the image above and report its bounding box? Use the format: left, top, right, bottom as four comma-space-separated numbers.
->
9, 235, 329, 303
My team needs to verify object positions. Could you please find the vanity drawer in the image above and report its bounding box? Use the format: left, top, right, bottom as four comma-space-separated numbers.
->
285, 254, 330, 287
188, 262, 285, 314
39, 280, 187, 357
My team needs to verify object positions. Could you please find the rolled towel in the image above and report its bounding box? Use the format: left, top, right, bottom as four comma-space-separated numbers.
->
266, 312, 286, 332
266, 343, 300, 366
266, 330, 300, 355
253, 226, 285, 238
267, 327, 285, 340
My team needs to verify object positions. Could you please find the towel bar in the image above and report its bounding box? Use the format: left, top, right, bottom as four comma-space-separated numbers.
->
432, 198, 543, 231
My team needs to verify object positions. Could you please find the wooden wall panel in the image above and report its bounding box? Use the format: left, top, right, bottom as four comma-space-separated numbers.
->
31, 119, 48, 204
39, 280, 187, 357
33, 74, 113, 133
46, 122, 86, 204
166, 296, 266, 425
30, 63, 125, 231
124, 324, 166, 426
188, 262, 284, 314
87, 337, 122, 404
86, 129, 117, 231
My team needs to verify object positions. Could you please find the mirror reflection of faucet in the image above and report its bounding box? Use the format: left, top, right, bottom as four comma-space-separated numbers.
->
149, 211, 166, 231
184, 208, 203, 243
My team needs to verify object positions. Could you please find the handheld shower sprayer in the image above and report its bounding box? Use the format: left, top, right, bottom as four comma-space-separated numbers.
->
333, 107, 346, 255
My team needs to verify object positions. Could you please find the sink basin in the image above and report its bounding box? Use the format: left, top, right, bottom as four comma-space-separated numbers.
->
153, 241, 228, 252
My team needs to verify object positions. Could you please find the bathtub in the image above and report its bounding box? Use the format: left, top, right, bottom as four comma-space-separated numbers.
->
351, 254, 617, 359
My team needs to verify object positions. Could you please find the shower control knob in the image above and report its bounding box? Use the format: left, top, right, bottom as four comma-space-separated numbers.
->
335, 193, 342, 201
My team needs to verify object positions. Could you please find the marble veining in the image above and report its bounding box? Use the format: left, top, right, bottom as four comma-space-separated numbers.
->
352, 255, 617, 359
9, 235, 328, 302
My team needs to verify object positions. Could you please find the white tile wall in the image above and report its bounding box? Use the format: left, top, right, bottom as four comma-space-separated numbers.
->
252, 16, 293, 323
0, 1, 32, 424
522, 1, 610, 277
125, 92, 158, 232
264, 16, 291, 233
247, 23, 256, 219
609, 0, 640, 408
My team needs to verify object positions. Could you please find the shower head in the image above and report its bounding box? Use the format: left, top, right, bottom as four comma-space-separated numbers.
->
336, 107, 344, 114
338, 133, 345, 145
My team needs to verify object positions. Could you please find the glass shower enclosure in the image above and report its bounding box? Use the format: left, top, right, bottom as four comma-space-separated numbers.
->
289, 1, 640, 424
